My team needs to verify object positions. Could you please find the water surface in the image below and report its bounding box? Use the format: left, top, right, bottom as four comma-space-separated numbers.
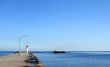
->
34, 51, 110, 67
0, 51, 15, 56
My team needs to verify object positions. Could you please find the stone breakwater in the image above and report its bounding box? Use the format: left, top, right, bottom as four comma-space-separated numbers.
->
0, 52, 45, 67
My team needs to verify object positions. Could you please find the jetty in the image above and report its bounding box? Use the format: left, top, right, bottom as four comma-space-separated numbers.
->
0, 52, 45, 67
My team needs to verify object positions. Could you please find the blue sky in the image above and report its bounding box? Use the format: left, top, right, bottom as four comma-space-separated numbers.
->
0, 0, 110, 51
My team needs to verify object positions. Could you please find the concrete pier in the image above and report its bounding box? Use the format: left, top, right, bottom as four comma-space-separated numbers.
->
0, 52, 45, 67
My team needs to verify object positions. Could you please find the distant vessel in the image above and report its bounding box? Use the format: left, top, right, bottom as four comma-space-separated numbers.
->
53, 50, 66, 53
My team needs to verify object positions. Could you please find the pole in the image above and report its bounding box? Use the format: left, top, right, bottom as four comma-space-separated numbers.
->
19, 37, 21, 55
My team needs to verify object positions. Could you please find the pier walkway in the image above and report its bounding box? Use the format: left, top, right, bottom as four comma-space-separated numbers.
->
0, 52, 44, 67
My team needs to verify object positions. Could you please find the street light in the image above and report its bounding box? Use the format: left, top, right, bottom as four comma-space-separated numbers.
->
18, 35, 27, 55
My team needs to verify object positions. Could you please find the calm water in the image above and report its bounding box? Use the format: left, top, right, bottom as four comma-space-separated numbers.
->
0, 51, 15, 56
35, 51, 110, 67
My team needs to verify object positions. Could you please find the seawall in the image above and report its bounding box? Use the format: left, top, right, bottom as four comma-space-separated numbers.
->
0, 51, 45, 67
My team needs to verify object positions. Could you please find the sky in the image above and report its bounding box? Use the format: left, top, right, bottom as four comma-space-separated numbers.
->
0, 0, 110, 51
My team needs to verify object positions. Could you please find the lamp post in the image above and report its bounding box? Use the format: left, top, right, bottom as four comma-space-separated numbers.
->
18, 35, 27, 55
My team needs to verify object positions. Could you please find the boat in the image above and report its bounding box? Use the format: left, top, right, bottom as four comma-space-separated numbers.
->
53, 50, 66, 53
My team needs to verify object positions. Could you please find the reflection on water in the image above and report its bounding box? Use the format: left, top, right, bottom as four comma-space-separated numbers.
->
34, 51, 110, 67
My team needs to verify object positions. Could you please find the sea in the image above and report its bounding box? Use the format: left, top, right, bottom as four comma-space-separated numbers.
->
0, 51, 110, 67
34, 51, 110, 67
0, 51, 15, 56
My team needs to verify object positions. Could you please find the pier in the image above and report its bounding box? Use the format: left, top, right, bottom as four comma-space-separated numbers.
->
0, 52, 45, 67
